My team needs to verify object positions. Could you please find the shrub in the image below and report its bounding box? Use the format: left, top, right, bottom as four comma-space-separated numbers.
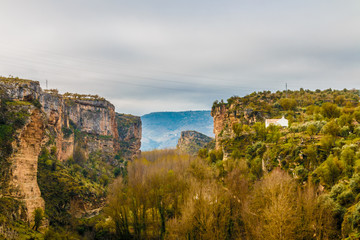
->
337, 190, 355, 206
33, 208, 44, 231
321, 103, 341, 119
279, 98, 297, 111
322, 120, 340, 137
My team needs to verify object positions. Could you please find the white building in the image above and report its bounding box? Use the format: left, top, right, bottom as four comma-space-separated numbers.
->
265, 116, 288, 128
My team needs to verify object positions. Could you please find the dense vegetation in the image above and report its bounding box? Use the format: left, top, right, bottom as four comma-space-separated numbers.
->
72, 149, 341, 239
4, 87, 360, 239
208, 88, 360, 239
62, 92, 105, 101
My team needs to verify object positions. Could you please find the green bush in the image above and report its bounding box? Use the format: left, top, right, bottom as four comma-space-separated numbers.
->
321, 102, 341, 119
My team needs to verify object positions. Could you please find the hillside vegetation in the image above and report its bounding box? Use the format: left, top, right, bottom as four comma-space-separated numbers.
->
205, 88, 360, 239
85, 149, 340, 239
3, 85, 360, 239
66, 87, 360, 239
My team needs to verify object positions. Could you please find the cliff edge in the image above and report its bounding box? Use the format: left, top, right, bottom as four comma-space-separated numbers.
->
0, 77, 141, 225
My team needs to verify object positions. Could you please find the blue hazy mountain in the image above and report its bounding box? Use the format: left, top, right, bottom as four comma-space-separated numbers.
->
141, 111, 214, 151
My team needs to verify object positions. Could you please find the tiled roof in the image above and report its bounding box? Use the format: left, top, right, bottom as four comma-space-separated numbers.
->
266, 119, 280, 123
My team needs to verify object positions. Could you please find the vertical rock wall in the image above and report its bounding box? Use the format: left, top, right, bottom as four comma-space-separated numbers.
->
0, 78, 142, 222
211, 103, 266, 151
9, 108, 45, 222
116, 113, 142, 160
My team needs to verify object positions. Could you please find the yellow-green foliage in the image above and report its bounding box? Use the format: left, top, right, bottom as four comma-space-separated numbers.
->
44, 89, 60, 95
208, 88, 360, 238
100, 150, 341, 240
105, 150, 193, 239
5, 100, 32, 106
63, 92, 105, 101
37, 146, 120, 228
0, 75, 37, 84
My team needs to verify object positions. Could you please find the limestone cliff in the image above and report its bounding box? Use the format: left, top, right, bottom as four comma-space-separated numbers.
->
177, 130, 213, 155
0, 78, 47, 222
116, 113, 142, 160
40, 91, 120, 161
8, 108, 45, 222
211, 99, 267, 153
0, 77, 141, 223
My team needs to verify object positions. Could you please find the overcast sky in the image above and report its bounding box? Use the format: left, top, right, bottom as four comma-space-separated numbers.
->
0, 1, 359, 115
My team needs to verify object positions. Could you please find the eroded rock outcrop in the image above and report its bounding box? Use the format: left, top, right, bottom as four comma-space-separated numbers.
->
211, 102, 266, 151
40, 91, 120, 161
116, 113, 142, 160
177, 130, 213, 155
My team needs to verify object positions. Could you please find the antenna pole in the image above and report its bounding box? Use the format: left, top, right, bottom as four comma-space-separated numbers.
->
286, 83, 288, 98
46, 80, 48, 89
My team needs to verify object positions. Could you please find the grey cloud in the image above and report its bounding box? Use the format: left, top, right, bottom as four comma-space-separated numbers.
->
0, 0, 359, 115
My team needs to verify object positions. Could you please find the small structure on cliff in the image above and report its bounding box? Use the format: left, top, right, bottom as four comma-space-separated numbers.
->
265, 116, 288, 128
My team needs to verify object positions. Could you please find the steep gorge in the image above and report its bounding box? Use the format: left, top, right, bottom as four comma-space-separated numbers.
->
0, 78, 141, 224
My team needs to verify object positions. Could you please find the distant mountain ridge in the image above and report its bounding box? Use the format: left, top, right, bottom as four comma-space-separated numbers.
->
141, 111, 214, 151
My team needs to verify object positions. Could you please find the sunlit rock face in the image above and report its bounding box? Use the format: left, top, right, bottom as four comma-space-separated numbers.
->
40, 91, 120, 161
211, 102, 265, 153
8, 108, 45, 222
0, 78, 141, 221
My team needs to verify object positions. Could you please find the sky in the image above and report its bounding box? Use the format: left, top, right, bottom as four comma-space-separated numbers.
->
0, 0, 359, 116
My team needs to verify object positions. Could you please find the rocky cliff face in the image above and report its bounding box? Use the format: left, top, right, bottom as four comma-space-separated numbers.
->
177, 130, 213, 155
40, 91, 120, 161
0, 78, 141, 222
116, 113, 142, 160
211, 102, 266, 151
8, 108, 45, 222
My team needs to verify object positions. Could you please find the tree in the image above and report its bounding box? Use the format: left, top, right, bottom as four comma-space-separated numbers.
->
106, 151, 191, 239
306, 124, 317, 139
313, 155, 343, 187
33, 208, 44, 231
106, 178, 132, 239
73, 145, 86, 165
321, 103, 341, 119
243, 169, 299, 240
335, 95, 345, 106
253, 122, 267, 141
322, 120, 340, 137
243, 169, 340, 240
279, 98, 297, 111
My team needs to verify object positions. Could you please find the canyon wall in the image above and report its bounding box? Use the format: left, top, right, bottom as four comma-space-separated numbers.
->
40, 90, 120, 162
8, 108, 46, 222
0, 78, 141, 222
116, 113, 142, 160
